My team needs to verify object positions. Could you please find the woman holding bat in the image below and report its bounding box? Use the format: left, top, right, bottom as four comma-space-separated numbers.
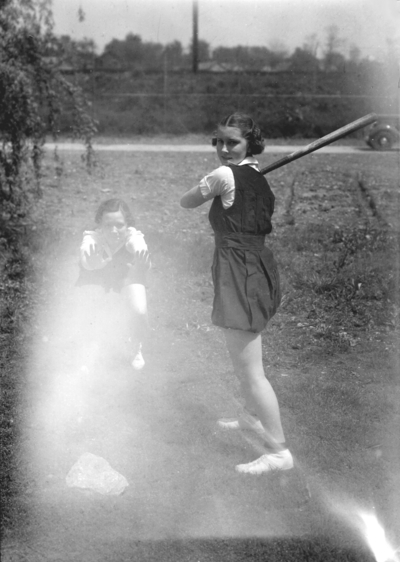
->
180, 113, 293, 474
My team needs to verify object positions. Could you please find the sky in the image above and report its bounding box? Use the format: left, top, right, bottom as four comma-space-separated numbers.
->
51, 0, 400, 60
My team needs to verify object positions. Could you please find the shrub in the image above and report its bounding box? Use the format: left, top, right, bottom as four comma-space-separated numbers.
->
0, 0, 97, 233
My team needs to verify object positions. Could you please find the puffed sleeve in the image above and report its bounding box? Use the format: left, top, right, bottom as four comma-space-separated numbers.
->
125, 227, 148, 254
80, 231, 96, 270
198, 166, 236, 209
79, 230, 110, 270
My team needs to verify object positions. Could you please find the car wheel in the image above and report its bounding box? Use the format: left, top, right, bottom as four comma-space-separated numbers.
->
369, 131, 394, 151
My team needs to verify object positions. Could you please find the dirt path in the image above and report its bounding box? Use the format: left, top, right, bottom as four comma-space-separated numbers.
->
5, 256, 320, 560
4, 254, 394, 562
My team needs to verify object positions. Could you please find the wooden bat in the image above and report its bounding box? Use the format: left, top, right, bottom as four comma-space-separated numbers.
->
260, 113, 377, 175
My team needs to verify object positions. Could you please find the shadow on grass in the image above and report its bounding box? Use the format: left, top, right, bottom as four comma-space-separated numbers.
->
2, 535, 376, 562
117, 536, 375, 562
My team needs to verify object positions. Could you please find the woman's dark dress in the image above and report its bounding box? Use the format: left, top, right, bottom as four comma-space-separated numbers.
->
209, 164, 281, 333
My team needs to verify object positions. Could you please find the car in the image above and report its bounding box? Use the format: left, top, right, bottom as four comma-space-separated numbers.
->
365, 114, 399, 150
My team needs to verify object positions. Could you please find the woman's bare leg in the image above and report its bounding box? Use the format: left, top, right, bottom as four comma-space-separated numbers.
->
121, 283, 148, 369
223, 329, 293, 473
224, 328, 286, 449
122, 283, 148, 322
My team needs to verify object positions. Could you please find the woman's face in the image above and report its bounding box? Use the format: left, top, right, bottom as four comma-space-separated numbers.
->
215, 125, 249, 166
100, 210, 128, 247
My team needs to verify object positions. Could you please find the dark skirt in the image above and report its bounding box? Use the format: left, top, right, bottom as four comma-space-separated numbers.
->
211, 243, 281, 333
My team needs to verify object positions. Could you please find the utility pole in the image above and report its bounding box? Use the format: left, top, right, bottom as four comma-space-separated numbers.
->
163, 51, 168, 133
192, 0, 198, 73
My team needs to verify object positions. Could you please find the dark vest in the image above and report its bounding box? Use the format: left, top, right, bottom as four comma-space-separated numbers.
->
208, 165, 275, 236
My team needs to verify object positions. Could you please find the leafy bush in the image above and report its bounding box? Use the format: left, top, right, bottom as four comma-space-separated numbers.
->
0, 0, 97, 232
0, 0, 97, 531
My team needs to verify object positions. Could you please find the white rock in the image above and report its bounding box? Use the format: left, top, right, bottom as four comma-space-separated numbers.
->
66, 453, 128, 495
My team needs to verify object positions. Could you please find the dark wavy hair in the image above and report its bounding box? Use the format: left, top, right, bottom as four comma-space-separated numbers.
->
211, 113, 265, 155
94, 198, 135, 226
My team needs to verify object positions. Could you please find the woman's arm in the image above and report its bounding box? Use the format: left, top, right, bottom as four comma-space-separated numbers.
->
80, 244, 110, 270
125, 229, 152, 273
125, 228, 148, 254
181, 167, 235, 209
80, 232, 110, 270
180, 185, 207, 208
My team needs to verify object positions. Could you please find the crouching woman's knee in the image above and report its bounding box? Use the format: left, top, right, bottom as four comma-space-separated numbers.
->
123, 281, 146, 309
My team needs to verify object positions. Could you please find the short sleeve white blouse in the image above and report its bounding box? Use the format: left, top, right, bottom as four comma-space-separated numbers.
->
79, 226, 147, 270
198, 157, 260, 209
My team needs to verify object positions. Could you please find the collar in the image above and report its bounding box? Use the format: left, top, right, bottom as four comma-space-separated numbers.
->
237, 156, 259, 170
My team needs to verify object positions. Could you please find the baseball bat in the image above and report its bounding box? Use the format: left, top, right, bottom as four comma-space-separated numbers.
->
260, 113, 377, 175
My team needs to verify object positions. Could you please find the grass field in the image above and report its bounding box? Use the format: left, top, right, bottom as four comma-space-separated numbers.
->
1, 142, 399, 561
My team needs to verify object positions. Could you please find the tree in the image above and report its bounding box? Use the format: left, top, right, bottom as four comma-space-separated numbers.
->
213, 46, 237, 65
164, 40, 184, 70
141, 41, 164, 71
213, 45, 275, 71
385, 36, 400, 72
100, 33, 165, 71
248, 46, 277, 70
324, 25, 342, 55
303, 33, 320, 58
349, 44, 361, 64
323, 25, 346, 71
49, 35, 97, 70
189, 38, 210, 62
101, 33, 143, 69
289, 47, 319, 72
324, 51, 346, 72
267, 41, 289, 69
0, 0, 96, 229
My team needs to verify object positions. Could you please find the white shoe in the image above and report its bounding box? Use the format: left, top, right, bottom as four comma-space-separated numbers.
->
132, 344, 145, 370
235, 449, 294, 475
217, 414, 265, 435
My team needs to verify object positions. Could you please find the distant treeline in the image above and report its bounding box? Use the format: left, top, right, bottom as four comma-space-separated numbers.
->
51, 26, 397, 75
49, 29, 397, 137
